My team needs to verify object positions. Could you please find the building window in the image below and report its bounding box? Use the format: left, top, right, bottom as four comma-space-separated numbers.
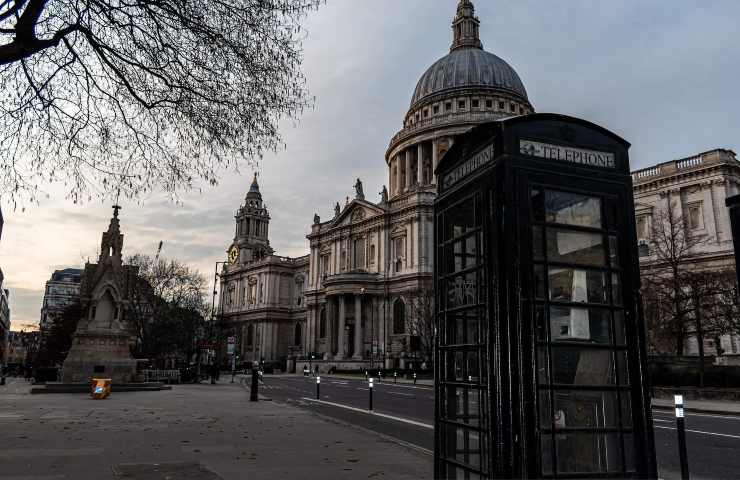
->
510, 103, 516, 112
498, 101, 505, 109
319, 308, 327, 338
636, 215, 650, 240
472, 99, 480, 108
393, 236, 405, 272
445, 102, 452, 112
320, 254, 330, 278
354, 239, 366, 270
486, 99, 493, 109
688, 203, 703, 230
369, 244, 376, 265
393, 298, 406, 334
458, 100, 466, 109
433, 105, 440, 114
294, 323, 302, 347
423, 109, 429, 118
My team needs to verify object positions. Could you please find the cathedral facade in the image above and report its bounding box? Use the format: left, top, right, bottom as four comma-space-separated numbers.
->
218, 176, 309, 370
218, 0, 534, 371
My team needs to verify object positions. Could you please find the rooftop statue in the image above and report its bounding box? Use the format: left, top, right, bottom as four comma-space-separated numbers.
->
355, 178, 365, 200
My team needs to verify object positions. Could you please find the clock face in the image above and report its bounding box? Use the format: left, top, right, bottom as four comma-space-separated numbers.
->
228, 246, 239, 264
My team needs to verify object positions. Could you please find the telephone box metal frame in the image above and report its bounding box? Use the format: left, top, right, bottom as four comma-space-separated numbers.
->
433, 113, 657, 479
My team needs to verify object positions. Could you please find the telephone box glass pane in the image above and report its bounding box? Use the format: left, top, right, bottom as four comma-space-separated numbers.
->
532, 190, 602, 227
546, 229, 606, 265
549, 307, 611, 344
552, 348, 615, 385
555, 433, 623, 474
548, 268, 608, 304
551, 390, 619, 428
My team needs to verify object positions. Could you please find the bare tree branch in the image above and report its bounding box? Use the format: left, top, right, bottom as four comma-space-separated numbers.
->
0, 0, 324, 204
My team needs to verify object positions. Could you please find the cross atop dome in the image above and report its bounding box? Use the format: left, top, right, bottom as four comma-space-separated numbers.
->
451, 0, 483, 52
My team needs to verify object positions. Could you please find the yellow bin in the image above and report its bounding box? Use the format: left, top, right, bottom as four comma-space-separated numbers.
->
91, 378, 112, 399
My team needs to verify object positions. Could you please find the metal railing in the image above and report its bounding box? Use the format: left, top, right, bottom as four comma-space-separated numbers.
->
141, 369, 181, 383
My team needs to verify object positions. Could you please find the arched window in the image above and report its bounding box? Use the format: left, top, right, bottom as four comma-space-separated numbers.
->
294, 322, 302, 347
393, 298, 406, 334
319, 308, 327, 338
246, 324, 254, 347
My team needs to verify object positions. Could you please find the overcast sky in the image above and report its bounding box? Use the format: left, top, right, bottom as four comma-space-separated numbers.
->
2, 0, 739, 330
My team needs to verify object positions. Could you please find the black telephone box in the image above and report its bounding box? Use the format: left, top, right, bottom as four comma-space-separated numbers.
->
433, 114, 657, 479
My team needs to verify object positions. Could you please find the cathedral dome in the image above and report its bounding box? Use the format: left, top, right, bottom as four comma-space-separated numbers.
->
410, 48, 528, 108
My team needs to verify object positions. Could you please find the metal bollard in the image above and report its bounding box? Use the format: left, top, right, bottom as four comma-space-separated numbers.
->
250, 368, 259, 402
369, 377, 374, 411
316, 376, 321, 400
675, 395, 689, 480
394, 371, 397, 383
413, 372, 417, 384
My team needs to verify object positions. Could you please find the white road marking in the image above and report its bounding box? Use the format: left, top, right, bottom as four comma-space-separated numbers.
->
388, 392, 414, 397
654, 425, 740, 440
653, 409, 740, 421
302, 397, 433, 429
653, 419, 671, 423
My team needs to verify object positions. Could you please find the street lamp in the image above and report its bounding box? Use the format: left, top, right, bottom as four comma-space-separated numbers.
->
208, 260, 229, 372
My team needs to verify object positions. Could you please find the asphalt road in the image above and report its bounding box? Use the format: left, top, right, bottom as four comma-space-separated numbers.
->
262, 375, 740, 480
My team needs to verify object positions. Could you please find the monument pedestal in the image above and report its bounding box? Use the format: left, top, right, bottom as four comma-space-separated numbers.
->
61, 331, 137, 383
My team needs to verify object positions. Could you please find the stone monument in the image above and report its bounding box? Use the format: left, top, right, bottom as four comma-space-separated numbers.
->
61, 206, 138, 383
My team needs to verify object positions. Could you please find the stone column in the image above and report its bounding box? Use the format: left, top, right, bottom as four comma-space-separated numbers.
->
371, 297, 379, 362
392, 155, 399, 196
336, 295, 346, 359
353, 295, 363, 360
417, 143, 424, 186
377, 297, 386, 361
405, 149, 412, 191
432, 139, 438, 185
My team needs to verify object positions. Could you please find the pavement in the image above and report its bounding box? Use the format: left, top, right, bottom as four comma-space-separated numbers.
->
0, 376, 431, 479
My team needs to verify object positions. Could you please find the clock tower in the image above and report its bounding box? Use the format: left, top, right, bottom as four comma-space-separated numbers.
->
230, 174, 274, 264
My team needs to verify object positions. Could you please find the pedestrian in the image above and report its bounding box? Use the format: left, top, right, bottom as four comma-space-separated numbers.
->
209, 364, 217, 384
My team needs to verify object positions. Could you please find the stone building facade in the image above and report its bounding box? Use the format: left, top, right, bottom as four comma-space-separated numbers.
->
218, 176, 309, 370
0, 269, 9, 364
632, 148, 740, 355
39, 268, 82, 333
6, 331, 39, 366
216, 1, 535, 372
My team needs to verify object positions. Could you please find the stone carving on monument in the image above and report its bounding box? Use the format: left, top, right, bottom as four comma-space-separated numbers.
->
61, 206, 139, 383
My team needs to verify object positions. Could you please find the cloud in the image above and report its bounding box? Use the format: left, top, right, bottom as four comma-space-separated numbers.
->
2, 0, 739, 328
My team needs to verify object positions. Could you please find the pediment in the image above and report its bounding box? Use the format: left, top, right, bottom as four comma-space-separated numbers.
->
332, 200, 385, 227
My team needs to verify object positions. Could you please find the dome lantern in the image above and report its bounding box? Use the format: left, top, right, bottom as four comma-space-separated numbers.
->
451, 0, 483, 52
